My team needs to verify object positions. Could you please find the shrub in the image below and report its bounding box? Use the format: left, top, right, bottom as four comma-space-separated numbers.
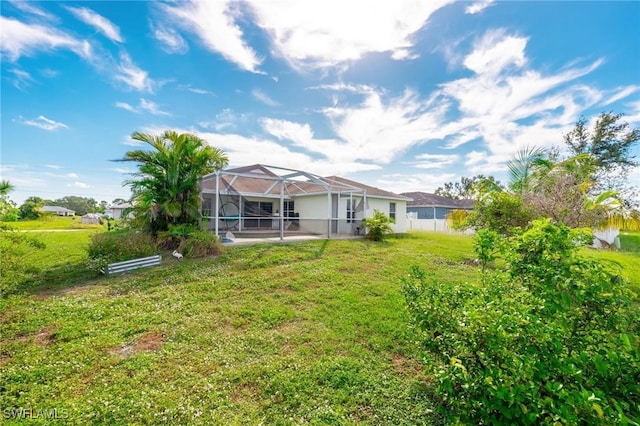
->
157, 225, 222, 258
181, 229, 222, 258
0, 224, 45, 297
466, 191, 533, 235
87, 230, 158, 273
362, 210, 394, 241
403, 219, 640, 424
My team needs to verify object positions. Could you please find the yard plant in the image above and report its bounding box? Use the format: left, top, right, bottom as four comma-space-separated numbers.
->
403, 220, 640, 424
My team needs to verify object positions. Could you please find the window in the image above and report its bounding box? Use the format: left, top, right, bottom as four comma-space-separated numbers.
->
283, 200, 295, 217
389, 202, 396, 220
347, 199, 355, 223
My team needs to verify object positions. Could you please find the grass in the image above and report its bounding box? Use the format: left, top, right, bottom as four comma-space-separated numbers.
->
1, 231, 638, 424
620, 231, 640, 254
6, 216, 105, 231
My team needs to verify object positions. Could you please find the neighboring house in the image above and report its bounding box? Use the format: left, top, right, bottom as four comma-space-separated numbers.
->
81, 213, 102, 224
200, 164, 410, 239
107, 203, 133, 220
41, 206, 75, 217
401, 192, 474, 233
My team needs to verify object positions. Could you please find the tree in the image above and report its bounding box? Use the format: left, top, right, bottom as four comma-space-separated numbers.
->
465, 146, 640, 233
19, 196, 45, 220
118, 130, 229, 235
53, 196, 98, 216
0, 180, 19, 222
564, 112, 640, 198
435, 175, 503, 200
0, 180, 15, 196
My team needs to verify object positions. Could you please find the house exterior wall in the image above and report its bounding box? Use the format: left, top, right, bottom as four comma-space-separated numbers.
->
407, 206, 460, 220
366, 198, 408, 233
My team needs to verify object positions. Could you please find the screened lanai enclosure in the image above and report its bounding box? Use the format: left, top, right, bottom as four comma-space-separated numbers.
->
199, 164, 399, 240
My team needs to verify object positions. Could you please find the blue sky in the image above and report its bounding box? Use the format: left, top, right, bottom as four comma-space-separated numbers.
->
1, 0, 639, 206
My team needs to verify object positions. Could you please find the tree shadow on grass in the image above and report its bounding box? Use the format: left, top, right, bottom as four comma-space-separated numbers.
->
12, 261, 102, 298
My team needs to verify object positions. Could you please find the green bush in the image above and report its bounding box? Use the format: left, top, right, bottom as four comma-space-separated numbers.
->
0, 224, 45, 297
403, 219, 640, 424
362, 210, 394, 241
157, 225, 222, 258
466, 191, 533, 236
87, 230, 158, 272
181, 229, 222, 258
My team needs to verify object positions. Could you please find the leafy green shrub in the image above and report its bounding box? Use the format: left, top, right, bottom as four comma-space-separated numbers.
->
0, 224, 45, 296
473, 228, 502, 279
157, 223, 196, 251
466, 191, 533, 235
181, 229, 222, 258
87, 230, 158, 272
403, 219, 640, 424
157, 224, 222, 258
362, 210, 394, 241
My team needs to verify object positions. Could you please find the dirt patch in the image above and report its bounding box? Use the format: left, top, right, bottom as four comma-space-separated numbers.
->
391, 353, 429, 382
230, 383, 258, 404
33, 326, 57, 346
110, 330, 165, 359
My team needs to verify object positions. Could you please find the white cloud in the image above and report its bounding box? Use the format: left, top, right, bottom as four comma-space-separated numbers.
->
248, 0, 453, 70
0, 16, 92, 62
602, 86, 640, 106
8, 68, 34, 89
65, 6, 123, 43
139, 98, 170, 116
17, 115, 68, 131
252, 89, 279, 106
68, 181, 92, 189
66, 173, 79, 179
158, 0, 262, 73
322, 89, 451, 164
463, 29, 528, 75
115, 102, 137, 113
151, 24, 188, 54
113, 167, 133, 174
187, 87, 214, 95
376, 172, 457, 194
8, 0, 56, 21
465, 0, 496, 15
436, 29, 616, 162
44, 164, 62, 169
114, 53, 155, 92
411, 153, 459, 169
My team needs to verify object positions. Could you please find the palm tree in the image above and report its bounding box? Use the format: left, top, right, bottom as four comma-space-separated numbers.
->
0, 180, 15, 196
118, 131, 229, 234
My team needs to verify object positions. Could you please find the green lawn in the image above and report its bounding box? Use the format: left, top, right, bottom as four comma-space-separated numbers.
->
1, 232, 638, 425
6, 216, 105, 230
620, 231, 640, 254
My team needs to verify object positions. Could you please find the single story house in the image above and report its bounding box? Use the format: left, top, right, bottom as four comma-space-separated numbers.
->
41, 206, 75, 216
401, 192, 474, 219
401, 192, 474, 233
200, 164, 411, 239
107, 203, 133, 220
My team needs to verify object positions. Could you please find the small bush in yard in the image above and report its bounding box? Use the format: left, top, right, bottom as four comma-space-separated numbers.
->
87, 230, 158, 272
403, 219, 640, 424
181, 229, 222, 258
0, 224, 45, 296
157, 225, 222, 258
362, 210, 394, 241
